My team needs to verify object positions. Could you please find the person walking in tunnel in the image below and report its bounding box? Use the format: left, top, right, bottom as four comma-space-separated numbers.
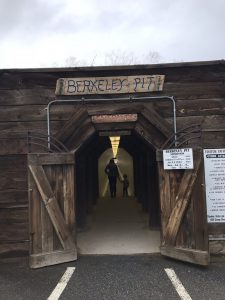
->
105, 158, 119, 198
122, 174, 129, 197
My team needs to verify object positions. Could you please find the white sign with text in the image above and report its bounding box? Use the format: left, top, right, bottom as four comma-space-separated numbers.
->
204, 149, 225, 223
163, 148, 193, 170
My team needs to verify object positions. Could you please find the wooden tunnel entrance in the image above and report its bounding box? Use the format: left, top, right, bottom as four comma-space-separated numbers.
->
75, 132, 160, 230
28, 103, 209, 268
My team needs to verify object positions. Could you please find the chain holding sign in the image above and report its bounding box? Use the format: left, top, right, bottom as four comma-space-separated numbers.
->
163, 148, 194, 170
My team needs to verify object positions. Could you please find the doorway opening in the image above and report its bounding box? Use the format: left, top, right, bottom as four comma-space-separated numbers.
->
75, 131, 161, 254
98, 148, 134, 198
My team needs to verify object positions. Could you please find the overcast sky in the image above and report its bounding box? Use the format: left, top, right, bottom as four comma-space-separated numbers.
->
0, 0, 225, 68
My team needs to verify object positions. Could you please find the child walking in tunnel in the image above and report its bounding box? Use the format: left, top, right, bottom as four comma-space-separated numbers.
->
122, 174, 129, 197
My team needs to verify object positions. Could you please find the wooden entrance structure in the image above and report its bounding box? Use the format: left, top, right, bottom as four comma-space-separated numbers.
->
0, 61, 224, 264
27, 101, 209, 267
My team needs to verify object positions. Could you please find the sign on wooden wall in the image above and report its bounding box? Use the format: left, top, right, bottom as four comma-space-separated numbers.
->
55, 75, 165, 95
204, 149, 225, 223
163, 148, 194, 170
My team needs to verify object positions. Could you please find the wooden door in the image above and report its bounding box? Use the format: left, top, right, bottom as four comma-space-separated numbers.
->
157, 148, 209, 266
28, 153, 77, 268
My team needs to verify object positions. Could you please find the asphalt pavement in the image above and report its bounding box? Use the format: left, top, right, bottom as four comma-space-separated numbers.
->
0, 254, 225, 300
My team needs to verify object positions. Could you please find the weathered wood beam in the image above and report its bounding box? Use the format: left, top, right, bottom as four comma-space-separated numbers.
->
164, 148, 202, 245
28, 153, 74, 166
30, 248, 77, 269
142, 104, 172, 138
134, 114, 167, 149
161, 246, 209, 266
55, 106, 88, 144
69, 119, 96, 152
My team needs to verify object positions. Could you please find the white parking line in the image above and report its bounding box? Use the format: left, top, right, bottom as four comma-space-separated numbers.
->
164, 268, 192, 300
47, 267, 76, 300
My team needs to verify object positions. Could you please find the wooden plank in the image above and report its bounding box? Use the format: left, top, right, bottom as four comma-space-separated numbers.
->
168, 115, 225, 130
161, 246, 209, 266
29, 171, 42, 254
55, 75, 165, 95
94, 122, 135, 131
161, 82, 225, 99
55, 106, 88, 143
41, 166, 53, 252
30, 248, 77, 269
142, 104, 172, 138
28, 153, 74, 166
208, 223, 225, 235
134, 115, 166, 149
0, 155, 27, 170
0, 105, 76, 122
92, 114, 137, 123
0, 89, 54, 105
153, 98, 225, 118
202, 132, 225, 148
191, 161, 208, 250
0, 175, 27, 191
158, 163, 171, 236
0, 223, 29, 242
0, 139, 28, 155
0, 207, 28, 224
209, 241, 225, 256
63, 165, 75, 235
164, 149, 202, 245
53, 165, 64, 251
0, 120, 64, 133
0, 241, 29, 258
28, 164, 75, 250
87, 102, 144, 116
0, 190, 28, 206
67, 118, 96, 151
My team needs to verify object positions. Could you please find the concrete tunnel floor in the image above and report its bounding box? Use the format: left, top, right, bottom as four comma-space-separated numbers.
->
77, 197, 160, 255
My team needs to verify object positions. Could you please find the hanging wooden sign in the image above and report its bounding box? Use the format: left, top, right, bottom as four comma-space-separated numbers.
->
55, 75, 165, 95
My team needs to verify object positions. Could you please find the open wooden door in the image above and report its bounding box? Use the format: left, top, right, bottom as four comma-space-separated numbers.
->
157, 147, 209, 266
28, 153, 77, 268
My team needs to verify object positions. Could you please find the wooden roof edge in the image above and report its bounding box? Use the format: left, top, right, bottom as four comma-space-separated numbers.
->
0, 59, 224, 73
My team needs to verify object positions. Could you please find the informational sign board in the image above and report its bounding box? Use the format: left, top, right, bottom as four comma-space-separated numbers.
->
204, 149, 225, 223
55, 75, 165, 95
163, 148, 193, 170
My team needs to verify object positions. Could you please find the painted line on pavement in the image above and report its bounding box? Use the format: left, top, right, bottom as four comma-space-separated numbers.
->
47, 267, 76, 300
164, 268, 192, 300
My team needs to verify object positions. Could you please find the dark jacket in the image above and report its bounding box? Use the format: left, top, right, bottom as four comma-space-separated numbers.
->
105, 162, 119, 177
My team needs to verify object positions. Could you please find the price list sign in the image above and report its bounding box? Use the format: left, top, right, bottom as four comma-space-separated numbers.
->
163, 148, 193, 170
204, 149, 225, 223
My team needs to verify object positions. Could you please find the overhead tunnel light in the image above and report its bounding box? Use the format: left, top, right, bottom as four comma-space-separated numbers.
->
109, 136, 120, 157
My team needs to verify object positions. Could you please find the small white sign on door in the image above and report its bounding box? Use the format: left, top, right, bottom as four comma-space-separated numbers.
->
204, 149, 225, 223
163, 148, 193, 170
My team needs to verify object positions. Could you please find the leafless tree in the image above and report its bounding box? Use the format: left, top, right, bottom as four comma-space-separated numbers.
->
64, 56, 88, 67
104, 50, 163, 66
57, 50, 163, 68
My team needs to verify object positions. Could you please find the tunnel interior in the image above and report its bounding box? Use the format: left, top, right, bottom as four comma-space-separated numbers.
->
75, 130, 160, 230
